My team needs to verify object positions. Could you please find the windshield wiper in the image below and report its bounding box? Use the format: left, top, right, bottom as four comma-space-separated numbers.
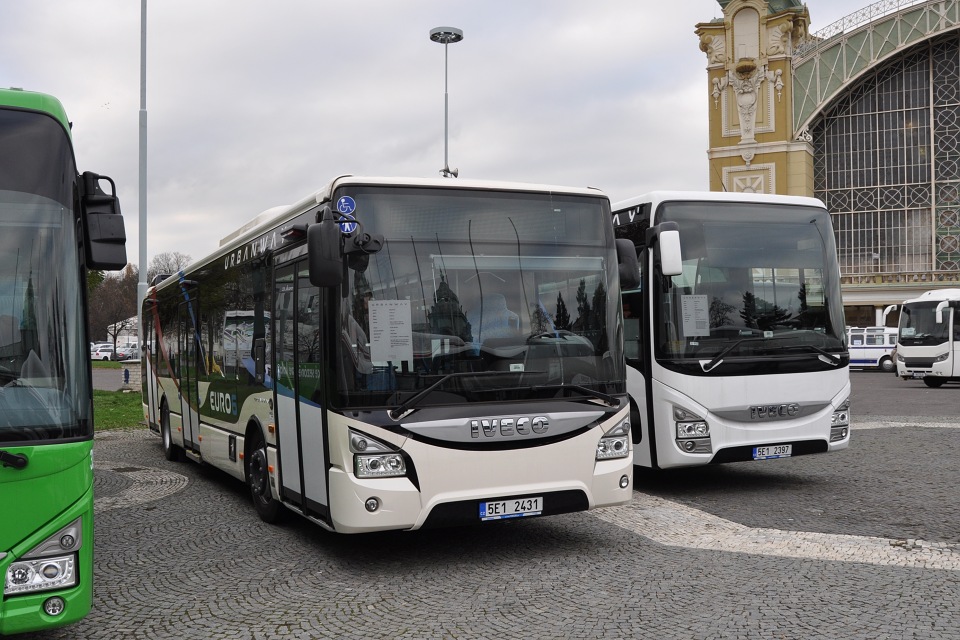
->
784, 343, 842, 366
388, 371, 538, 421
700, 336, 842, 372
700, 337, 763, 372
0, 450, 28, 469
535, 384, 618, 408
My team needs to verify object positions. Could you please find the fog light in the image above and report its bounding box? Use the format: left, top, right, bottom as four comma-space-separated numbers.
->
59, 534, 76, 550
619, 475, 629, 489
683, 440, 696, 452
43, 597, 65, 617
830, 426, 849, 442
364, 497, 380, 513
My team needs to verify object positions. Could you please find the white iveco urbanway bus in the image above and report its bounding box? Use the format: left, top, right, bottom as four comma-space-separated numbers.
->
142, 176, 639, 533
613, 191, 851, 469
885, 288, 960, 387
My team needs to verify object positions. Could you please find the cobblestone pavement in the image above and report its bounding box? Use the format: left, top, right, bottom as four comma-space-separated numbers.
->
18, 415, 957, 640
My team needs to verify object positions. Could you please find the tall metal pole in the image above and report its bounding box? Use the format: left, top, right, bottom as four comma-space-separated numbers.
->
137, 0, 148, 347
429, 27, 463, 178
443, 40, 449, 174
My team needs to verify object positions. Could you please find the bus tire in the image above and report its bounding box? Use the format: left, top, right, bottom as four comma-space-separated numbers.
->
160, 400, 185, 462
923, 377, 946, 388
246, 426, 284, 524
879, 357, 895, 373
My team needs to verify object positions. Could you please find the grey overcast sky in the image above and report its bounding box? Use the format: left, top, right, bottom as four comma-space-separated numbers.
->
1, 0, 869, 269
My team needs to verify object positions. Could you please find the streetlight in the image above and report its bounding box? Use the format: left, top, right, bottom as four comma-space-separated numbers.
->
429, 26, 463, 178
137, 0, 148, 350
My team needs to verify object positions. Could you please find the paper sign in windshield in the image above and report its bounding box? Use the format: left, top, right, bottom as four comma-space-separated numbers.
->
369, 300, 413, 364
681, 295, 710, 337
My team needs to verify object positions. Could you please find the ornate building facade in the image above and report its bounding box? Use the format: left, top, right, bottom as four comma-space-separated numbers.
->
697, 0, 960, 326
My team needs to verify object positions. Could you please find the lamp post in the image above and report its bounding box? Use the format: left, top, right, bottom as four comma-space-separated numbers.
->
429, 26, 463, 178
137, 0, 148, 349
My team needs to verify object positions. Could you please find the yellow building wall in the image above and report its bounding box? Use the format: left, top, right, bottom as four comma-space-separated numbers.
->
697, 2, 812, 196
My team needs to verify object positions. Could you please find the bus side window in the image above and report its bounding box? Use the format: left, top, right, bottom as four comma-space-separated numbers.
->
622, 292, 642, 360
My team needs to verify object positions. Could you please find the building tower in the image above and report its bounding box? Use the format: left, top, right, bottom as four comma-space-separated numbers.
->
696, 0, 812, 195
698, 0, 960, 326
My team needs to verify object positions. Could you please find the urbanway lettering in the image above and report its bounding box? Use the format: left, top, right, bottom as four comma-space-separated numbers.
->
471, 416, 549, 438
224, 232, 278, 270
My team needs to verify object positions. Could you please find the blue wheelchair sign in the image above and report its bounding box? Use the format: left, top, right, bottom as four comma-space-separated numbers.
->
335, 196, 358, 233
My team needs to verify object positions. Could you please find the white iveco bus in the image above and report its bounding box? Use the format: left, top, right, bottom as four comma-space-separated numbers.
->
885, 289, 960, 387
612, 191, 851, 469
142, 176, 639, 533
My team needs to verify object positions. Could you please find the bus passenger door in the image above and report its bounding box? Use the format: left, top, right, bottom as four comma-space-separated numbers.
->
273, 263, 303, 506
142, 308, 160, 433
272, 258, 329, 519
178, 299, 200, 453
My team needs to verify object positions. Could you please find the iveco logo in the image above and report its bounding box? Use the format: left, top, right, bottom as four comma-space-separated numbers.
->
470, 416, 549, 438
749, 404, 800, 420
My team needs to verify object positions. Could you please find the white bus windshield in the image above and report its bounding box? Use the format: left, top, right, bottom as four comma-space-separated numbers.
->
335, 186, 623, 409
653, 201, 845, 367
0, 110, 90, 442
899, 302, 957, 346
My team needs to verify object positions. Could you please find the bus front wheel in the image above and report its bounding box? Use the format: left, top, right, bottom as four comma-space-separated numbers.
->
923, 376, 946, 388
160, 400, 185, 462
246, 428, 284, 524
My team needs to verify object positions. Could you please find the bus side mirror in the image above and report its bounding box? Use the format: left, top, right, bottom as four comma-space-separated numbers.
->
882, 304, 897, 323
659, 229, 683, 277
936, 300, 949, 324
253, 338, 266, 384
308, 206, 344, 288
615, 238, 640, 291
645, 222, 682, 277
80, 172, 128, 270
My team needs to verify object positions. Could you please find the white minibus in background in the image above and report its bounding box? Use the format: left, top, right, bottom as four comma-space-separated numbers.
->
613, 191, 851, 470
885, 289, 960, 387
846, 326, 897, 372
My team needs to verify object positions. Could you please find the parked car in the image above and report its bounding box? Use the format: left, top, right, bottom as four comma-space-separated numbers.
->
90, 342, 111, 354
91, 345, 115, 361
115, 343, 138, 360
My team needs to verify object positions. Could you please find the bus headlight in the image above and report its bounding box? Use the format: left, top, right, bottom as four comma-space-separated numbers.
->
674, 406, 712, 453
597, 419, 630, 460
5, 556, 76, 596
350, 429, 407, 479
935, 352, 950, 363
831, 399, 850, 442
3, 518, 82, 596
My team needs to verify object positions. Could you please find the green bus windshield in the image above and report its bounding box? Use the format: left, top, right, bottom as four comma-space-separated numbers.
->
0, 107, 92, 443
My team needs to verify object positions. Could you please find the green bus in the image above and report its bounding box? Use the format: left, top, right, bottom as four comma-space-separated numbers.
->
0, 88, 126, 635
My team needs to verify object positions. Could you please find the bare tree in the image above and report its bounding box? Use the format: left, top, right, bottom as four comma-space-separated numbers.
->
147, 251, 193, 285
88, 265, 139, 344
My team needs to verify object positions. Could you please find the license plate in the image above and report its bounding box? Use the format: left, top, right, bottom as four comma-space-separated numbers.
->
911, 373, 925, 379
479, 496, 543, 521
753, 444, 792, 460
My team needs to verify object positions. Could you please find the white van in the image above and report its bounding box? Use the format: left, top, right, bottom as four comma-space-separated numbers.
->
846, 326, 897, 371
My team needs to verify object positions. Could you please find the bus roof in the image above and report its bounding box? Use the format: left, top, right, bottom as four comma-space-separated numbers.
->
0, 87, 71, 134
218, 175, 608, 249
157, 176, 610, 290
901, 288, 960, 305
612, 190, 826, 212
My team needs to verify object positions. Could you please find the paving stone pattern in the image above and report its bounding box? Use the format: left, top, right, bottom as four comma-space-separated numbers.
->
25, 419, 960, 640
